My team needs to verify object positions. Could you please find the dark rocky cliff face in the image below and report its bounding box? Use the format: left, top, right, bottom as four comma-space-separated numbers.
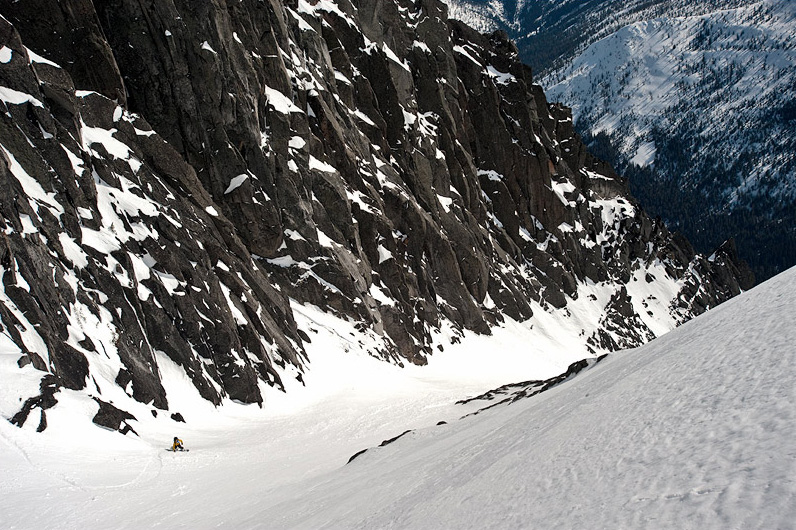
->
0, 0, 752, 431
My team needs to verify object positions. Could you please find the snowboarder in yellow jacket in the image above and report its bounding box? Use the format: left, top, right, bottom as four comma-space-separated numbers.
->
171, 436, 184, 452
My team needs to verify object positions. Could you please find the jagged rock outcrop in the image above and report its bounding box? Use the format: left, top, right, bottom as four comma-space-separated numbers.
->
456, 354, 610, 412
0, 11, 305, 418
0, 0, 752, 430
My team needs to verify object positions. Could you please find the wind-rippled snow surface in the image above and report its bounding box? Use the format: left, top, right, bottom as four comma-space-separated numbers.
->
2, 268, 795, 528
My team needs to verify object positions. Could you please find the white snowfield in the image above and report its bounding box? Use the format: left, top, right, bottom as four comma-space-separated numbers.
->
2, 267, 795, 529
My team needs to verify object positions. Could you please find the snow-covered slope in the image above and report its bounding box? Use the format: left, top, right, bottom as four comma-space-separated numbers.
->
545, 1, 796, 172
267, 265, 796, 528
443, 0, 499, 33
543, 1, 796, 281
446, 0, 795, 280
443, 0, 759, 74
2, 259, 793, 527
